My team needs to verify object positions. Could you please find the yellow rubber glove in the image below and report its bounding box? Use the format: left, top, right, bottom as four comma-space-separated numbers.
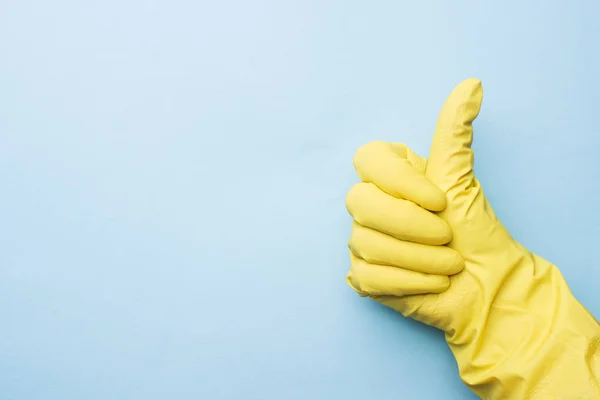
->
346, 79, 600, 399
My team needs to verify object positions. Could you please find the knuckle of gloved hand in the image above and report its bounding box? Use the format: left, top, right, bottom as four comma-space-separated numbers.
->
353, 141, 387, 170
345, 182, 372, 221
346, 272, 369, 297
348, 225, 372, 261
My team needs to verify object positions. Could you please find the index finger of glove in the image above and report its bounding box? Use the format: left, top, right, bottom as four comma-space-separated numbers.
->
353, 141, 447, 212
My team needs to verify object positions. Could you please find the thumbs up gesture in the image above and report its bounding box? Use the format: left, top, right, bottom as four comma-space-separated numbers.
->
345, 79, 600, 399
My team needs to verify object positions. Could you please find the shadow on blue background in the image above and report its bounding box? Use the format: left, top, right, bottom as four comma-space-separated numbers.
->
1, 1, 599, 399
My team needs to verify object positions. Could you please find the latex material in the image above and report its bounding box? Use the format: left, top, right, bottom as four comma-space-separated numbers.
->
346, 79, 600, 399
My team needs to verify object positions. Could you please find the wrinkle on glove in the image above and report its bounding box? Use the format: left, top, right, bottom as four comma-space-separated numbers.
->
346, 79, 600, 399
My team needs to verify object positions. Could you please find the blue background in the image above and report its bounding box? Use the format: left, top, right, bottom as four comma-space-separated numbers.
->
1, 1, 599, 399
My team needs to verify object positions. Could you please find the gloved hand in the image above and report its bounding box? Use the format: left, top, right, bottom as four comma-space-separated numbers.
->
345, 79, 600, 399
